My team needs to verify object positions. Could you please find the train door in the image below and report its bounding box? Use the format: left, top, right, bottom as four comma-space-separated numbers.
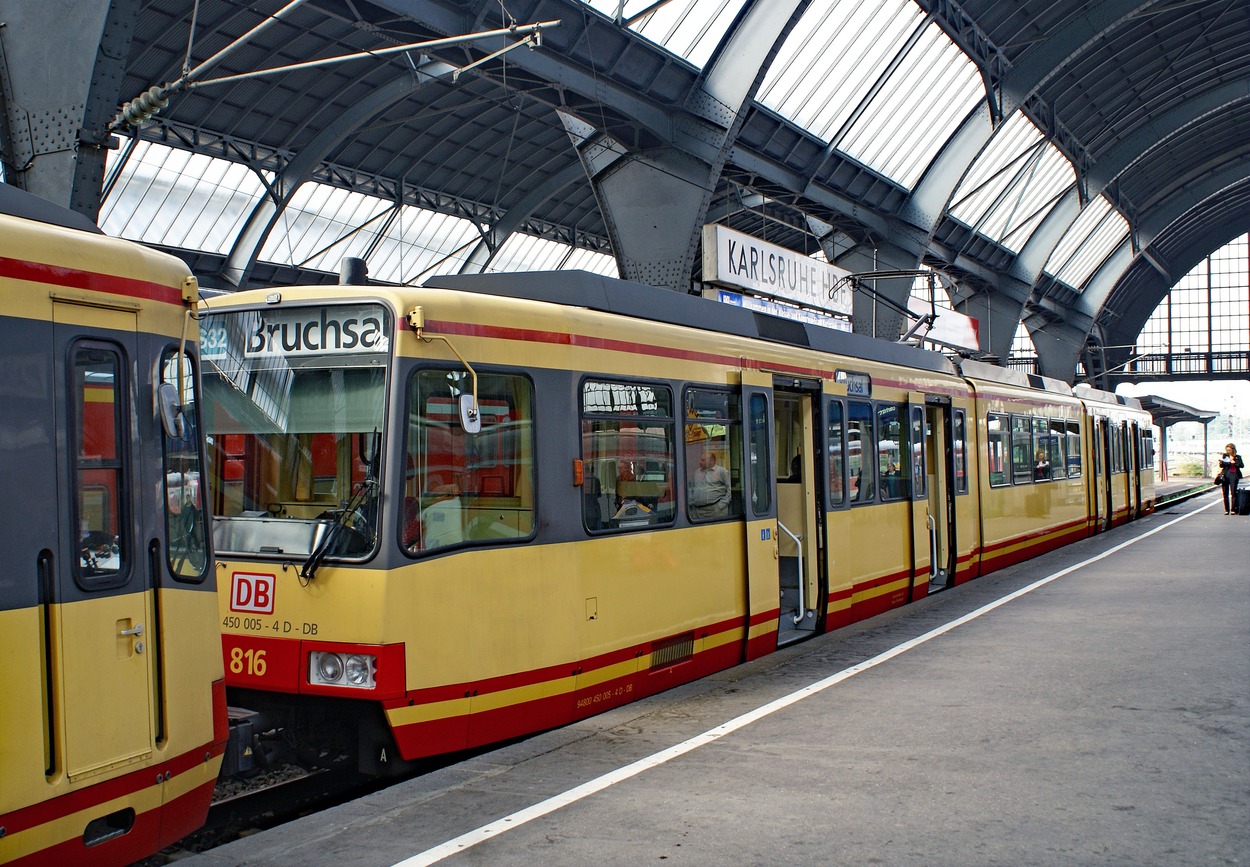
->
1128, 421, 1142, 519
910, 396, 956, 595
773, 380, 823, 643
52, 302, 155, 779
740, 370, 778, 660
1094, 416, 1112, 533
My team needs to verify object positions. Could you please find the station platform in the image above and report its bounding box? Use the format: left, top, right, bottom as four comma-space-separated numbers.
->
188, 489, 1248, 867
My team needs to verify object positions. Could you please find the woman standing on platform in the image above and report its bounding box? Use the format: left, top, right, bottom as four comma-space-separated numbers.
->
1217, 443, 1243, 514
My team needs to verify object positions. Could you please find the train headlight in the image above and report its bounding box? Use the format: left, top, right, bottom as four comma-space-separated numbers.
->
345, 654, 374, 686
309, 650, 377, 689
316, 652, 344, 683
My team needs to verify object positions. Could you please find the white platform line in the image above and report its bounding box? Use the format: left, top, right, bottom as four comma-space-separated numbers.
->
394, 501, 1211, 867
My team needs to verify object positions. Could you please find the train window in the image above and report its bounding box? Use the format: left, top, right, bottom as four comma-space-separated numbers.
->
953, 409, 968, 494
876, 403, 908, 501
684, 388, 743, 523
1065, 421, 1082, 477
202, 302, 389, 559
774, 395, 804, 483
827, 400, 845, 507
910, 405, 926, 499
1141, 428, 1155, 469
71, 343, 129, 586
1011, 415, 1033, 485
404, 370, 535, 552
747, 393, 771, 515
1111, 424, 1125, 473
161, 350, 209, 581
1031, 417, 1051, 482
581, 379, 675, 532
1045, 419, 1067, 481
987, 413, 1009, 487
847, 401, 875, 503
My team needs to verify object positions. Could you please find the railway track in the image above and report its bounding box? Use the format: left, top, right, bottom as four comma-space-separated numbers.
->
136, 764, 383, 864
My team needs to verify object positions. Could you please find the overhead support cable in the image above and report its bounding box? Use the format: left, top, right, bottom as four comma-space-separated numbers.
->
111, 17, 562, 130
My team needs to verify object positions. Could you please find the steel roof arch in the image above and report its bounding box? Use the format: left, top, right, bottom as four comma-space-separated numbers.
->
18, 0, 1240, 384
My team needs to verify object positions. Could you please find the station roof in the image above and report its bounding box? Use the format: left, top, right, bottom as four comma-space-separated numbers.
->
1136, 395, 1220, 428
95, 0, 1249, 378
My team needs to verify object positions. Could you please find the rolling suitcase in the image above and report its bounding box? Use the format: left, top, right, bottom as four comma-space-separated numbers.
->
1237, 484, 1250, 516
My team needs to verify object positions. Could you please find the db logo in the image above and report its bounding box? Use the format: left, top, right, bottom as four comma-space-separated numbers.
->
231, 572, 275, 614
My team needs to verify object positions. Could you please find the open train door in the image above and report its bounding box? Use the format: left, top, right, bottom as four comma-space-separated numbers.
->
1093, 416, 1113, 533
740, 368, 778, 660
51, 301, 156, 781
772, 377, 824, 644
908, 394, 957, 598
1128, 420, 1143, 520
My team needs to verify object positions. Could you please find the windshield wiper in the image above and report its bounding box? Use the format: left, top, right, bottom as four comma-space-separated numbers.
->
300, 428, 381, 581
300, 476, 376, 581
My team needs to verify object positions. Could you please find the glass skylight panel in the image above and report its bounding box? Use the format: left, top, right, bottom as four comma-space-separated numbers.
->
258, 183, 390, 272
562, 246, 620, 276
378, 209, 480, 283
1044, 196, 1129, 289
579, 0, 745, 69
949, 113, 1076, 251
101, 140, 264, 253
758, 0, 923, 142
837, 20, 983, 188
255, 185, 485, 284
488, 232, 618, 276
371, 210, 473, 282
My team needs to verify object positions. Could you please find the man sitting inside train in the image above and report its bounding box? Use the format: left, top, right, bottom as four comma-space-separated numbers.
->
1034, 449, 1052, 481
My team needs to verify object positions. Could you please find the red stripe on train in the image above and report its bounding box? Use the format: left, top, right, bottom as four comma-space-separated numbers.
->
0, 256, 185, 306
0, 740, 222, 835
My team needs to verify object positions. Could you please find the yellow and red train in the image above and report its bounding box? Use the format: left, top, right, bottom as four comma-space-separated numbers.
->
198, 269, 1153, 775
0, 185, 225, 865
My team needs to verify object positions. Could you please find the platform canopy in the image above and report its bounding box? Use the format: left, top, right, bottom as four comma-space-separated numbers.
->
1135, 395, 1219, 429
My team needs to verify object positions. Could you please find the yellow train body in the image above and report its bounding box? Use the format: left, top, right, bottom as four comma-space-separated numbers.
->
1, 188, 224, 866
200, 273, 1153, 771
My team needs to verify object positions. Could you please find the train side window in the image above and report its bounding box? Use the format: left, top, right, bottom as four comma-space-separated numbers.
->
847, 401, 875, 503
747, 393, 771, 515
580, 379, 675, 532
827, 400, 846, 507
1065, 421, 1082, 477
1046, 419, 1067, 481
71, 342, 130, 587
403, 369, 536, 553
1032, 417, 1051, 481
953, 409, 968, 494
1011, 415, 1033, 485
876, 403, 908, 501
1141, 428, 1155, 470
683, 388, 743, 522
910, 405, 926, 498
987, 412, 1009, 487
160, 350, 209, 581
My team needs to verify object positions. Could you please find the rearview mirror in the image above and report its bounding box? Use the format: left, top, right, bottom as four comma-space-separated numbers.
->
460, 393, 481, 434
156, 381, 185, 438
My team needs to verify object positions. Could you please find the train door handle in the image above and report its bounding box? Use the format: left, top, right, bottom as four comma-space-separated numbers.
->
120, 623, 144, 636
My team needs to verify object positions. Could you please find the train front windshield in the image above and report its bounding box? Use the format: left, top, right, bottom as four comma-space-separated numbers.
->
200, 302, 389, 558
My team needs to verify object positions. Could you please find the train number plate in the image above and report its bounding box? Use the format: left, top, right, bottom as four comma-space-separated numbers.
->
222, 634, 300, 691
